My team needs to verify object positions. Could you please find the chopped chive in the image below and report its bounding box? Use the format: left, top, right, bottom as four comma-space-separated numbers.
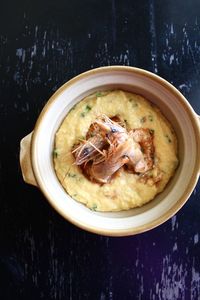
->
140, 116, 146, 123
91, 203, 97, 211
80, 104, 92, 117
70, 104, 77, 111
96, 92, 103, 97
129, 98, 138, 107
78, 136, 85, 140
165, 134, 172, 143
69, 104, 77, 113
53, 149, 58, 158
67, 173, 76, 178
148, 115, 154, 122
85, 104, 92, 112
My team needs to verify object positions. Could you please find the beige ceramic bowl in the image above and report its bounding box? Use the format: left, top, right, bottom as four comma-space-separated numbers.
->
20, 66, 200, 236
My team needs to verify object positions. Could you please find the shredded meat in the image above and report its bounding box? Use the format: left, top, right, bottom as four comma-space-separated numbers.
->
72, 114, 157, 184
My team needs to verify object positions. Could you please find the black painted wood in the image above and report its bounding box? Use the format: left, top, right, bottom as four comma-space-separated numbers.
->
0, 1, 200, 299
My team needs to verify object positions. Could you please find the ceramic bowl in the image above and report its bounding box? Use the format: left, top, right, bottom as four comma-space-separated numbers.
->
20, 66, 200, 236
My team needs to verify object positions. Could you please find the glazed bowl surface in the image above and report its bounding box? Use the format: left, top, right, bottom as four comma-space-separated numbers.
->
20, 66, 200, 236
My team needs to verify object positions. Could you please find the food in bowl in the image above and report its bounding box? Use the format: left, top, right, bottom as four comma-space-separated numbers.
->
20, 66, 200, 236
53, 90, 179, 212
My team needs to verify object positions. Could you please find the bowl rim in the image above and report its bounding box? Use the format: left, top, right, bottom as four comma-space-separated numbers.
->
31, 66, 200, 236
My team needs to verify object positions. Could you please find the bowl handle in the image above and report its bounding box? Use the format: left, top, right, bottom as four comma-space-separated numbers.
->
20, 132, 38, 187
197, 114, 200, 174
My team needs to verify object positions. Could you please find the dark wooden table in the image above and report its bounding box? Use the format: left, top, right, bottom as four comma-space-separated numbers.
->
1, 1, 200, 299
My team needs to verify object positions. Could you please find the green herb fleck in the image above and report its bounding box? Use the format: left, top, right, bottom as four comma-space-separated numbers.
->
91, 203, 97, 211
53, 149, 58, 158
148, 115, 154, 122
85, 104, 92, 112
80, 104, 92, 117
96, 92, 103, 97
129, 99, 138, 107
165, 134, 172, 143
78, 136, 85, 141
69, 104, 77, 112
140, 116, 146, 123
67, 173, 76, 178
73, 193, 78, 197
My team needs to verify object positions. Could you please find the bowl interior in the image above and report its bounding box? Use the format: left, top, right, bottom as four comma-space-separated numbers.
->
32, 67, 199, 235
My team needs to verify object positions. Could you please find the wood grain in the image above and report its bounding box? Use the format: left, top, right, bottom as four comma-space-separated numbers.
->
0, 0, 200, 299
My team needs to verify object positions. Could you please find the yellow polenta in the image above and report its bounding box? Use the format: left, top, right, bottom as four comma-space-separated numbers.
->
53, 90, 178, 211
